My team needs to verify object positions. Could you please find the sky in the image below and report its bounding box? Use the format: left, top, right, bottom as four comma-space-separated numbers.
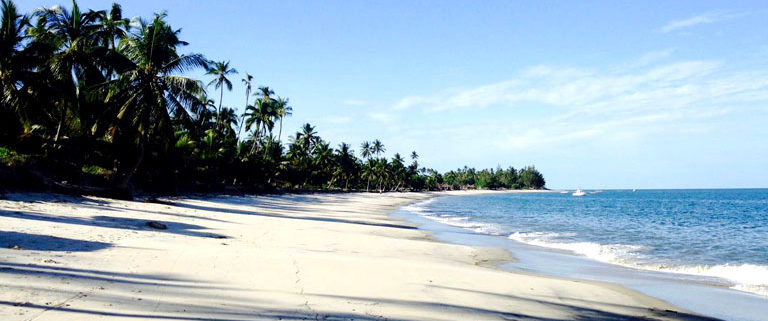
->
16, 0, 768, 189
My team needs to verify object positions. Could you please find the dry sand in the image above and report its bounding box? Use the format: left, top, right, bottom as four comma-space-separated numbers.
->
0, 191, 717, 320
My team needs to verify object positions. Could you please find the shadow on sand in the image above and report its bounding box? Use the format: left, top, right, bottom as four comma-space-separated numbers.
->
0, 210, 227, 239
171, 198, 417, 230
0, 230, 111, 252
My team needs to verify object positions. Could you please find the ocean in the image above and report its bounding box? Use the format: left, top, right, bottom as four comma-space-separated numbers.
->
397, 189, 768, 321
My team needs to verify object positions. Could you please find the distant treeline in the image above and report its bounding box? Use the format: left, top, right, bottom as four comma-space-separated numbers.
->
442, 166, 545, 190
0, 0, 546, 198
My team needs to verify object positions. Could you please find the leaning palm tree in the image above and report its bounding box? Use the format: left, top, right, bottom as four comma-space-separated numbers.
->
112, 13, 207, 193
273, 96, 292, 141
236, 72, 252, 141
205, 60, 237, 132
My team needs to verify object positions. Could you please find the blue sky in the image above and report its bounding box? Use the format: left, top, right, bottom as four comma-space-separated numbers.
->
17, 1, 768, 189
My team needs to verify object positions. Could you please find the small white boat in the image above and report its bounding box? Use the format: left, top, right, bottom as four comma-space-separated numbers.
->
572, 189, 586, 196
560, 190, 569, 194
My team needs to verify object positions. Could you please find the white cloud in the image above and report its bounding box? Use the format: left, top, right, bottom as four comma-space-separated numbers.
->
391, 59, 723, 114
660, 11, 732, 33
384, 54, 768, 153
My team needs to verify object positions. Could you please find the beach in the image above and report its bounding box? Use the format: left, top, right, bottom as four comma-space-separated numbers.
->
0, 191, 716, 320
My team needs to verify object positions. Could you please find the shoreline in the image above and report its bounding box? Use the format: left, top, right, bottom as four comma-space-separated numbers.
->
400, 191, 768, 321
1, 191, 716, 320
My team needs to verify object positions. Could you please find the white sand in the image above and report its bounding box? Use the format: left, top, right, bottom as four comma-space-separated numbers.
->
0, 191, 715, 320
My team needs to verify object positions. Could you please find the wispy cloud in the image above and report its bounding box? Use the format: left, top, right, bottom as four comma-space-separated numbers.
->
392, 59, 723, 114
386, 52, 768, 152
660, 11, 732, 33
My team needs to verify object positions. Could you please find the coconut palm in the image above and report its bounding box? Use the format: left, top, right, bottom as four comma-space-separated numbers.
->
371, 139, 385, 158
256, 86, 274, 102
360, 141, 371, 159
333, 142, 356, 190
34, 1, 105, 140
236, 72, 252, 141
0, 0, 32, 134
205, 60, 237, 132
296, 123, 318, 153
93, 3, 129, 50
112, 13, 207, 192
274, 96, 292, 141
243, 98, 274, 153
217, 107, 238, 138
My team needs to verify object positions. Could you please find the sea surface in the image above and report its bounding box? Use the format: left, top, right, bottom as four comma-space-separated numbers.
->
397, 189, 768, 321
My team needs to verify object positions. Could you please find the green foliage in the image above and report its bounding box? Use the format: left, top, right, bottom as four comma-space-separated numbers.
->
81, 164, 112, 176
0, 147, 28, 166
0, 0, 546, 196
519, 166, 546, 189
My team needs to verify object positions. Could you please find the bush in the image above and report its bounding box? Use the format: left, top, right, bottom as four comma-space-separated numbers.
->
0, 147, 29, 166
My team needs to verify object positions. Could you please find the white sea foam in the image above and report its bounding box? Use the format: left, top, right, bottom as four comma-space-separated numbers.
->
508, 232, 648, 265
402, 197, 768, 297
423, 214, 504, 235
400, 198, 435, 214
663, 264, 768, 297
508, 231, 768, 297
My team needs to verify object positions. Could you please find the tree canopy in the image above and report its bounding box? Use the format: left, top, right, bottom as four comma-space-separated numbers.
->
0, 0, 546, 198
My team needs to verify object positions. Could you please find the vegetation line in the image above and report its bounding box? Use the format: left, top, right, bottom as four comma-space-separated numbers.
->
0, 0, 546, 199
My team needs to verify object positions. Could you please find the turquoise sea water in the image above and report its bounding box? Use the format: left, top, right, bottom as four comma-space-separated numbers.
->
401, 189, 768, 298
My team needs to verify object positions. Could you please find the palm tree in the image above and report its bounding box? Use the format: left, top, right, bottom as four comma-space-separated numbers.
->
296, 123, 318, 153
236, 72, 252, 141
371, 139, 385, 158
205, 60, 237, 133
257, 86, 274, 102
112, 13, 207, 193
243, 98, 273, 153
360, 141, 371, 159
274, 96, 292, 141
0, 0, 32, 136
93, 3, 129, 50
217, 107, 238, 138
333, 142, 356, 190
34, 0, 105, 140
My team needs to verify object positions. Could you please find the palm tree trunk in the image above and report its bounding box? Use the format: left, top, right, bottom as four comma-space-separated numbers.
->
235, 89, 249, 142
216, 86, 223, 133
250, 121, 262, 154
115, 137, 145, 200
278, 117, 283, 141
54, 104, 66, 142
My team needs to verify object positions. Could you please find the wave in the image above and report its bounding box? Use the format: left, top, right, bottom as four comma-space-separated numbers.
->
400, 198, 435, 215
508, 232, 649, 265
401, 198, 768, 297
508, 231, 768, 297
403, 199, 503, 235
